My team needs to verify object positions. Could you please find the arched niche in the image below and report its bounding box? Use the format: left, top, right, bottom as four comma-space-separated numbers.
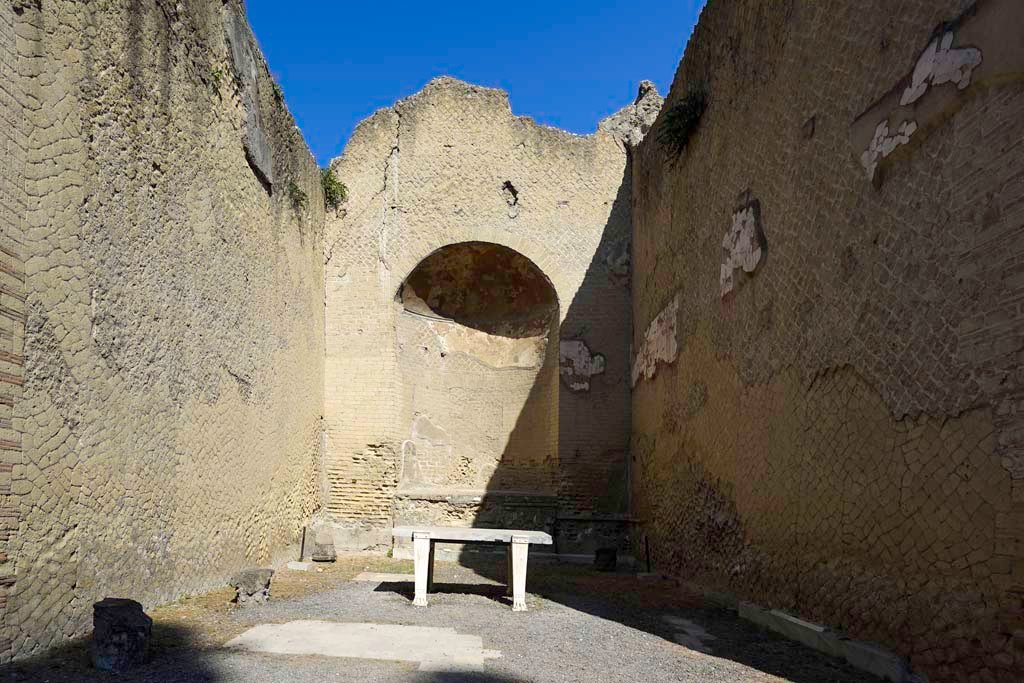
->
394, 241, 561, 517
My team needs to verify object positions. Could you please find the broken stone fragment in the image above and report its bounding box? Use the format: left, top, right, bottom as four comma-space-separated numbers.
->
90, 598, 152, 672
598, 79, 665, 150
230, 568, 274, 604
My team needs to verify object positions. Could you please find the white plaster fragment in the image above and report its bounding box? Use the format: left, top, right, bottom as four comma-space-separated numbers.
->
631, 294, 679, 387
559, 340, 606, 392
861, 119, 918, 180
901, 31, 982, 106
720, 205, 765, 297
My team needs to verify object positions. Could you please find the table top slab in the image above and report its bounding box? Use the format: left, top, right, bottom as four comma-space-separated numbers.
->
391, 526, 553, 545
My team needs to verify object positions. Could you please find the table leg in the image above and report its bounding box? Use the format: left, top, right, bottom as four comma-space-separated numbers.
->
413, 532, 430, 607
505, 543, 513, 597
511, 535, 529, 612
427, 540, 436, 593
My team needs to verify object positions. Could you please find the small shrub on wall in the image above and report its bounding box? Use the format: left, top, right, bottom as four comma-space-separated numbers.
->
658, 84, 707, 158
287, 181, 308, 213
321, 168, 348, 210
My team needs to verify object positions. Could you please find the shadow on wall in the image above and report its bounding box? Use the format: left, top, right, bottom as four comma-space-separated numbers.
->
483, 162, 634, 551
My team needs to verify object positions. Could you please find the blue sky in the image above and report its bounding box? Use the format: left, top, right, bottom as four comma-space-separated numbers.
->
245, 1, 706, 167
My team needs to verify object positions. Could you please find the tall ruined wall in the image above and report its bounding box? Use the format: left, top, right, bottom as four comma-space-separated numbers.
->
324, 78, 658, 551
0, 0, 325, 661
631, 1, 1023, 681
0, 0, 28, 659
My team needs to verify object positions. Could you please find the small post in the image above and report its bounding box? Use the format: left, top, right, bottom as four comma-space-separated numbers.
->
412, 531, 431, 607
511, 535, 530, 612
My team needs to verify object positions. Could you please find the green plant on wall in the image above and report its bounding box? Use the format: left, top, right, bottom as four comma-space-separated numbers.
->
287, 181, 308, 213
210, 67, 224, 91
321, 168, 348, 211
658, 84, 707, 158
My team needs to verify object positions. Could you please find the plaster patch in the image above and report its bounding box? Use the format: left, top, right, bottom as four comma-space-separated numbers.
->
225, 621, 501, 672
427, 319, 546, 369
720, 201, 767, 297
411, 414, 449, 447
901, 31, 982, 106
861, 119, 919, 180
559, 340, 607, 392
631, 294, 679, 386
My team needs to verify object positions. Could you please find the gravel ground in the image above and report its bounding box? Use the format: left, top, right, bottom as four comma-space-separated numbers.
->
3, 556, 878, 682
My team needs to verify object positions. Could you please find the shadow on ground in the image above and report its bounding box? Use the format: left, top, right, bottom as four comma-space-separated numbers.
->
376, 553, 880, 683
378, 579, 512, 608
0, 621, 218, 682
0, 619, 525, 683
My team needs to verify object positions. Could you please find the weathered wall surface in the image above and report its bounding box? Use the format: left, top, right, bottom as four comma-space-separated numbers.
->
631, 0, 1024, 681
324, 78, 659, 551
397, 242, 560, 502
0, 0, 324, 661
0, 0, 29, 659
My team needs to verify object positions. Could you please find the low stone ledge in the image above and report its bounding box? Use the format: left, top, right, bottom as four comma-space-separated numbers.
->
840, 638, 915, 683
737, 601, 916, 682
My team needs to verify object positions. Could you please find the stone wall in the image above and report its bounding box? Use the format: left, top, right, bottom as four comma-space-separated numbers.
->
631, 0, 1024, 681
0, 0, 29, 660
324, 78, 660, 552
0, 0, 325, 661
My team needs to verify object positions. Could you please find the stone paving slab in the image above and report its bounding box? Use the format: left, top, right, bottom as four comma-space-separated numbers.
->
354, 572, 416, 582
225, 620, 501, 671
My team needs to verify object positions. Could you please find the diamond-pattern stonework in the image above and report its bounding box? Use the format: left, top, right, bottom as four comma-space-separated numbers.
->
631, 1, 1024, 681
0, 0, 324, 661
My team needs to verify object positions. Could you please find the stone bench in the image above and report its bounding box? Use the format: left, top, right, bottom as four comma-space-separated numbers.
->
391, 526, 553, 611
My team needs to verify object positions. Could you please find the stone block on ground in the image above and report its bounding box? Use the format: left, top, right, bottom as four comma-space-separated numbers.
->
594, 547, 618, 572
310, 525, 337, 562
90, 598, 152, 672
287, 561, 313, 571
230, 568, 274, 604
